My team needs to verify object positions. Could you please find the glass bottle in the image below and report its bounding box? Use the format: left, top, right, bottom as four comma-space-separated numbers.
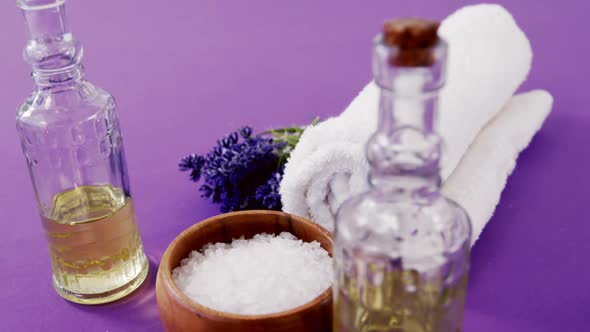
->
333, 19, 472, 332
16, 0, 148, 304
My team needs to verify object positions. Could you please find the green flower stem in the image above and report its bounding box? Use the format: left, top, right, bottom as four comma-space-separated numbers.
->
259, 117, 320, 169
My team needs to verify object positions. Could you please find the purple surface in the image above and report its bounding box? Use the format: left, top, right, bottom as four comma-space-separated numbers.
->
0, 0, 587, 331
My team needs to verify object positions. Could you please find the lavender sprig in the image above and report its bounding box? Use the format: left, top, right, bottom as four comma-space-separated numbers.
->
179, 120, 318, 213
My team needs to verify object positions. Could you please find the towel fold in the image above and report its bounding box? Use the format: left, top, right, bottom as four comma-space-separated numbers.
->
443, 90, 553, 243
280, 4, 549, 239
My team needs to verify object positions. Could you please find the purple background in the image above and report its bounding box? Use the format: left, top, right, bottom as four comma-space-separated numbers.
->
1, 0, 588, 331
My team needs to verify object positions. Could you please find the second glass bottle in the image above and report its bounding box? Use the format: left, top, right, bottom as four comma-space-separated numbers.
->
333, 19, 472, 332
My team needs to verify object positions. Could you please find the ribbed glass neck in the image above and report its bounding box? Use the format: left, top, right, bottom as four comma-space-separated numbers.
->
19, 0, 84, 87
367, 36, 447, 195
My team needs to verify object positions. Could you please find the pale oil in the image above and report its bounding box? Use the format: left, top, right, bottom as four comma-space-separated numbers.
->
41, 185, 148, 304
334, 261, 468, 332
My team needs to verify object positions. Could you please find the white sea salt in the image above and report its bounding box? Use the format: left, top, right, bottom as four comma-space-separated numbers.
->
172, 232, 333, 315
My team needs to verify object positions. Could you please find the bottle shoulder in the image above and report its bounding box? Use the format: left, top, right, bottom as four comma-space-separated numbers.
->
16, 80, 115, 128
335, 190, 471, 256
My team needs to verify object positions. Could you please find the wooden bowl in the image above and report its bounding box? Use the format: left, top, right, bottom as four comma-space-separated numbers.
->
156, 210, 333, 332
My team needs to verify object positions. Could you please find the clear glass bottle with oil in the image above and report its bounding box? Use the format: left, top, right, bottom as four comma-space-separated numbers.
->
16, 0, 148, 304
333, 19, 472, 332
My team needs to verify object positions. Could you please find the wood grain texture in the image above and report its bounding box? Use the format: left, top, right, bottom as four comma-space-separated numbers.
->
156, 210, 333, 332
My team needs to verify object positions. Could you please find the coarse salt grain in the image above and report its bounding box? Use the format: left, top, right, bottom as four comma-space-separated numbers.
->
172, 232, 333, 315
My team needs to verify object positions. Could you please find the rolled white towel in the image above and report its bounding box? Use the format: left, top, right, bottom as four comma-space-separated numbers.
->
280, 4, 535, 232
281, 90, 552, 239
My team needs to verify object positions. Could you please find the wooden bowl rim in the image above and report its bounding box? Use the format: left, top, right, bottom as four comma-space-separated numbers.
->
157, 210, 334, 321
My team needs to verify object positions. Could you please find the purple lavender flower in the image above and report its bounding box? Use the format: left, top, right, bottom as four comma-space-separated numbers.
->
180, 127, 286, 213
255, 168, 283, 210
180, 120, 318, 213
178, 154, 206, 182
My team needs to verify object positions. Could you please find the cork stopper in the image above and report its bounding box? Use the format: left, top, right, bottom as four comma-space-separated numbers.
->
383, 18, 440, 67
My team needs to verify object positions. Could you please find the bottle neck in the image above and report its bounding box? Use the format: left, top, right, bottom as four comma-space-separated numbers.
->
19, 0, 84, 87
33, 65, 85, 89
367, 69, 443, 195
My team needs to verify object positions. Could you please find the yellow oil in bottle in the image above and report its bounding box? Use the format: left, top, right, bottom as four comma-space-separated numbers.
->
334, 263, 468, 332
41, 185, 148, 304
